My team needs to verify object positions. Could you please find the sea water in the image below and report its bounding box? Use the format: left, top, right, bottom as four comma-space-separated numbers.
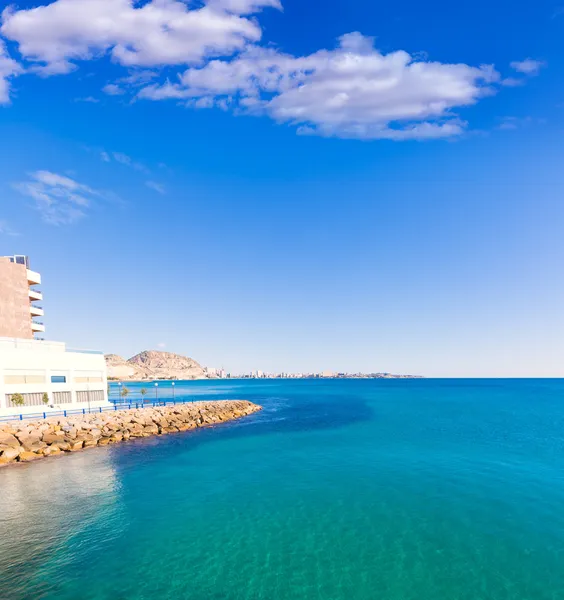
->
1, 379, 564, 600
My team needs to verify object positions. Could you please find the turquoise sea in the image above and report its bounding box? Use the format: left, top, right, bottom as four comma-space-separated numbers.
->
2, 379, 564, 599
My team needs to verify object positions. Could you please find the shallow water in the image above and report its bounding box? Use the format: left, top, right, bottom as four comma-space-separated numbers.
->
1, 379, 564, 599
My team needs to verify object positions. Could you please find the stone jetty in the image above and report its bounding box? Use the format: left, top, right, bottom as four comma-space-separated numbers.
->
0, 400, 262, 467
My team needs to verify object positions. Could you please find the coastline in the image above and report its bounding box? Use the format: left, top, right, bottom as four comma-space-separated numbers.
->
0, 400, 262, 467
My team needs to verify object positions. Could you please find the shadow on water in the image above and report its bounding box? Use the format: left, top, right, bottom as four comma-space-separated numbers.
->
106, 388, 374, 472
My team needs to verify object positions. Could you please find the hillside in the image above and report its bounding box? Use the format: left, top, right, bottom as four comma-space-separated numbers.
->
105, 350, 208, 381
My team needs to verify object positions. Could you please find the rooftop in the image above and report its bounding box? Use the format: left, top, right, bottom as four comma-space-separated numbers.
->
2, 255, 30, 268
0, 337, 103, 355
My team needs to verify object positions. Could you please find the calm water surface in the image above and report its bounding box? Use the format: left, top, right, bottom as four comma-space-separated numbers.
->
1, 379, 564, 599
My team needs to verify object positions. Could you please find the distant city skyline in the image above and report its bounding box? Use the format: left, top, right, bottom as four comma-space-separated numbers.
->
1, 0, 564, 377
203, 368, 422, 379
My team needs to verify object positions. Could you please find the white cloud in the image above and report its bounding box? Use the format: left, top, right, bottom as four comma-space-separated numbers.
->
500, 77, 524, 87
75, 95, 99, 102
1, 0, 280, 74
497, 116, 544, 131
0, 40, 22, 104
102, 70, 159, 95
510, 59, 545, 76
157, 342, 166, 349
110, 151, 148, 172
102, 83, 124, 96
98, 149, 151, 173
113, 152, 132, 166
0, 1, 531, 140
209, 0, 281, 13
145, 181, 166, 194
140, 33, 499, 140
120, 70, 159, 85
13, 170, 102, 225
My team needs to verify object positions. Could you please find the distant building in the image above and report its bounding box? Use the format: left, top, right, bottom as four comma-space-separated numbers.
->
0, 254, 109, 416
0, 255, 44, 339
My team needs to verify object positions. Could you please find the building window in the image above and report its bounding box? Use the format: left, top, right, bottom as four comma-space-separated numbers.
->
77, 390, 105, 403
51, 375, 66, 383
4, 372, 45, 384
6, 392, 48, 407
53, 391, 72, 404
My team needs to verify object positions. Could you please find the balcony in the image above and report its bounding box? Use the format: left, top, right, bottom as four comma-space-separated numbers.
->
30, 305, 44, 317
26, 269, 41, 286
31, 322, 45, 333
29, 289, 43, 302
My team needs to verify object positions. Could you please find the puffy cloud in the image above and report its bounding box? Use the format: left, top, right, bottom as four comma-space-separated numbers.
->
102, 83, 124, 96
501, 59, 545, 88
510, 59, 545, 76
0, 41, 21, 103
13, 170, 101, 225
0, 1, 528, 140
1, 0, 280, 74
140, 33, 499, 140
208, 0, 282, 13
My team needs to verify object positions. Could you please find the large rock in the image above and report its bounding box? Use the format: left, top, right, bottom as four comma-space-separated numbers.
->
52, 441, 71, 452
19, 451, 44, 462
43, 446, 62, 456
42, 432, 65, 444
0, 432, 20, 448
0, 446, 21, 461
19, 436, 46, 452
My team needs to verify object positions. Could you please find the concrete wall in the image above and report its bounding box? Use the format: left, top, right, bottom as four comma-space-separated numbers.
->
0, 338, 109, 416
0, 258, 33, 339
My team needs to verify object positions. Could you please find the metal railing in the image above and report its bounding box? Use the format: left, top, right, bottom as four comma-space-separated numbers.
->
0, 398, 196, 422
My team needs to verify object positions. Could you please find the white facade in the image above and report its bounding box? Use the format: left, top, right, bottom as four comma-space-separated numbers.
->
0, 337, 110, 417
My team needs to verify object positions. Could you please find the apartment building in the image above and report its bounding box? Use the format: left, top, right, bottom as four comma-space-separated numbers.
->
0, 255, 109, 416
0, 254, 44, 338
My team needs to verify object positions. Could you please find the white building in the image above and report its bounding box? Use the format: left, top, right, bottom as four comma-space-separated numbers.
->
0, 254, 110, 417
0, 338, 110, 417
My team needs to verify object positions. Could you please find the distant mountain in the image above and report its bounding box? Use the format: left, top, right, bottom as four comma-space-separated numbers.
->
105, 350, 208, 381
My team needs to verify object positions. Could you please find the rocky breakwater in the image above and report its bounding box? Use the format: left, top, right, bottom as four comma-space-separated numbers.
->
0, 400, 262, 467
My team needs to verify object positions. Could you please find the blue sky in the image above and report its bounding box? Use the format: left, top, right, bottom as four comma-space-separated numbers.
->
0, 0, 563, 376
